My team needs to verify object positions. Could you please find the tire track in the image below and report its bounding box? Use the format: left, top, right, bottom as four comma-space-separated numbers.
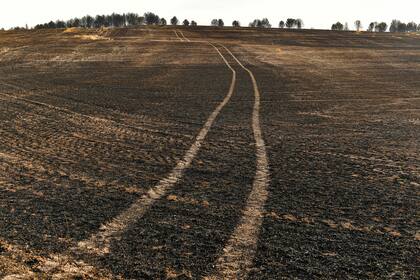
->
183, 33, 271, 278
2, 34, 238, 279
208, 45, 270, 279
179, 30, 191, 42
174, 30, 183, 42
76, 42, 238, 255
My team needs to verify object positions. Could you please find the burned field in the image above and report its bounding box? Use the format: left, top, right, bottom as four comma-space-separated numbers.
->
0, 27, 419, 279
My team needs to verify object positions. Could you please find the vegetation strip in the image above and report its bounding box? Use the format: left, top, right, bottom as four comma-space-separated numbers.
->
76, 41, 237, 255
209, 45, 270, 279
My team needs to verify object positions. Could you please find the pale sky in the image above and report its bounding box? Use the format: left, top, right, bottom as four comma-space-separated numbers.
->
1, 0, 419, 30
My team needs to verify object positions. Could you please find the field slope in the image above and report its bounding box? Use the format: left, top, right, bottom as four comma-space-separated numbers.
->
0, 26, 419, 279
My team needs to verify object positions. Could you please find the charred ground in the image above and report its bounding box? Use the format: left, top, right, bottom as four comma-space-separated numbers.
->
0, 26, 419, 279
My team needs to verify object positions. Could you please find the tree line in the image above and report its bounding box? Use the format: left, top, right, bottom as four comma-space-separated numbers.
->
33, 13, 200, 29
30, 13, 305, 30
332, 19, 420, 32
8, 12, 420, 33
209, 18, 304, 29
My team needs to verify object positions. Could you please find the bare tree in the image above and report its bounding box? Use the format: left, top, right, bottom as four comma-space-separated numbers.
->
344, 22, 349, 31
296, 19, 303, 29
354, 20, 362, 32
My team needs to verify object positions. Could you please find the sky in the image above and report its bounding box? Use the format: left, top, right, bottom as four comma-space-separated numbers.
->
1, 0, 419, 30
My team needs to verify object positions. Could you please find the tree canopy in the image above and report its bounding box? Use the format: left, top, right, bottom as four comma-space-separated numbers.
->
211, 19, 224, 27
170, 16, 179, 26
279, 21, 285, 28
331, 22, 344, 31
249, 18, 271, 28
232, 20, 240, 27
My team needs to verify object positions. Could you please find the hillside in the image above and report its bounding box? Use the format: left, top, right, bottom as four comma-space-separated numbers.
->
0, 26, 419, 279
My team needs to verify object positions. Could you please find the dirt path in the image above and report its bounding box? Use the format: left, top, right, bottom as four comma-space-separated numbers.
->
76, 42, 238, 255
208, 45, 270, 279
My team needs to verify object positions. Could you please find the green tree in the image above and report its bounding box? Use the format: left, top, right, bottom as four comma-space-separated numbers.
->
286, 18, 295, 28
376, 22, 388, 32
160, 18, 167, 25
407, 21, 417, 32
144, 12, 160, 25
171, 16, 179, 25
261, 18, 271, 28
279, 20, 285, 28
249, 19, 262, 28
94, 15, 105, 27
331, 22, 344, 31
126, 13, 140, 26
56, 20, 66, 29
368, 22, 376, 32
232, 20, 240, 27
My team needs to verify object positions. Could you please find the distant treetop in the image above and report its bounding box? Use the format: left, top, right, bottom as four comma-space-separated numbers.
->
284, 18, 303, 29
232, 20, 241, 27
171, 16, 179, 26
211, 19, 224, 27
249, 18, 271, 28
